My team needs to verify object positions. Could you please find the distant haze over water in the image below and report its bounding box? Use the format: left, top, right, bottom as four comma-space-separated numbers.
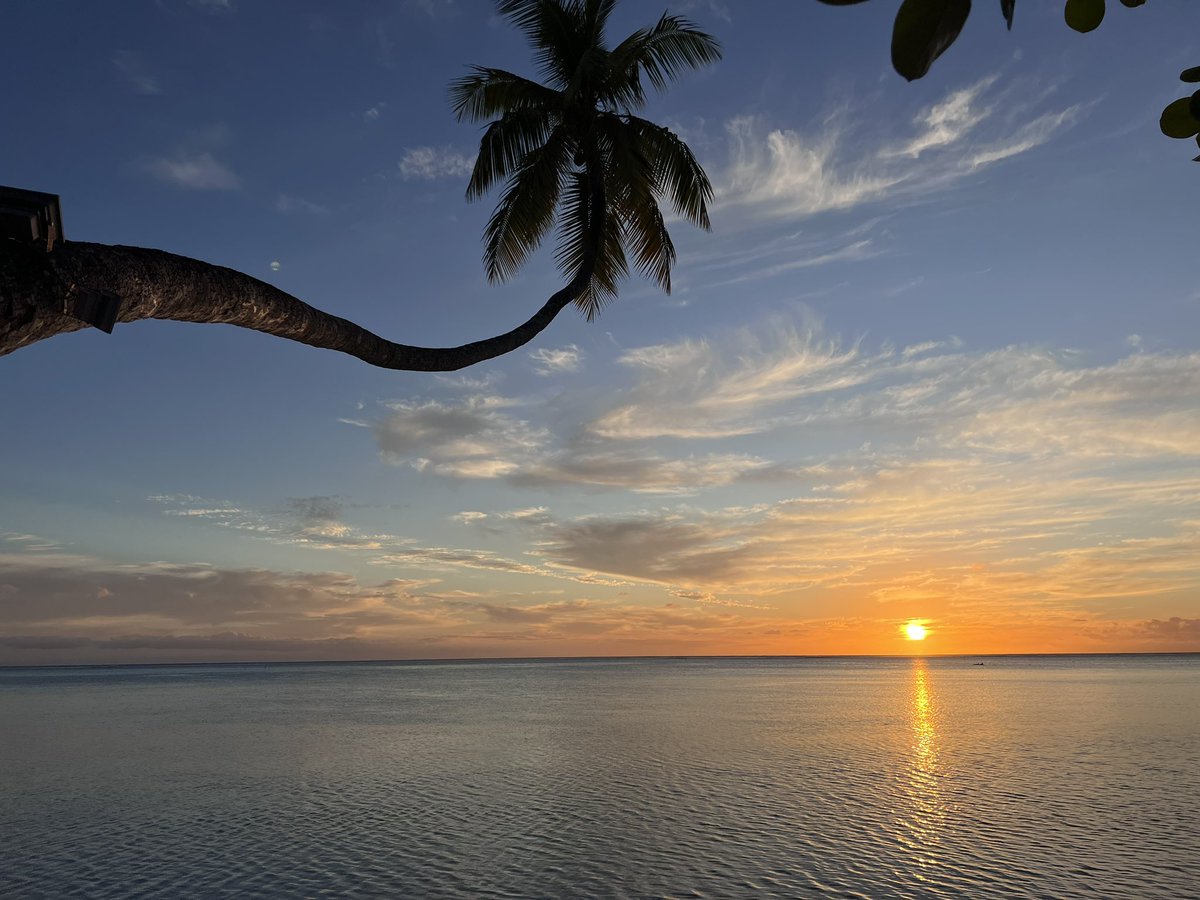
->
3, 655, 1197, 898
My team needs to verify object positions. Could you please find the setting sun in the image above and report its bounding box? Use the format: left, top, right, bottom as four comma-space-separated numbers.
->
904, 622, 928, 641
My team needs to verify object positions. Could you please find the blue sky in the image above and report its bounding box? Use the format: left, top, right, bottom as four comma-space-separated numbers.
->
2, 0, 1198, 663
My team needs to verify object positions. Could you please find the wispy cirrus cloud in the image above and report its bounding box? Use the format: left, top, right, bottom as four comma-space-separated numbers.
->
717, 76, 1082, 221
586, 323, 1200, 459
592, 324, 872, 440
883, 77, 998, 159
721, 113, 904, 219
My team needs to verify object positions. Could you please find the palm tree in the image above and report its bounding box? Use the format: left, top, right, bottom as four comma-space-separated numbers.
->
0, 0, 719, 371
453, 0, 720, 321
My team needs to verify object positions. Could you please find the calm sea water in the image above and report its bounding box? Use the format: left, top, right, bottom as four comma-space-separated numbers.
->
2, 655, 1198, 898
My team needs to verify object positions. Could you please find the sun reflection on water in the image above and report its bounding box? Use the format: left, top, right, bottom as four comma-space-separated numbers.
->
903, 659, 946, 867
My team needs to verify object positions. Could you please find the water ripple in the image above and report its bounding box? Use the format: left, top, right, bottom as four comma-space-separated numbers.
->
2, 656, 1198, 898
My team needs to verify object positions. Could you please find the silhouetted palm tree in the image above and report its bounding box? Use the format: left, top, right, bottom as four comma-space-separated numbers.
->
453, 0, 720, 320
0, 0, 720, 371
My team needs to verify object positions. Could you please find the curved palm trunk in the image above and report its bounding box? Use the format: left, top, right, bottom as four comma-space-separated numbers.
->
1, 178, 604, 372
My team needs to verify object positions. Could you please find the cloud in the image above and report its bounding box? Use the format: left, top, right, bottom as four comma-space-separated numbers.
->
534, 512, 753, 588
282, 495, 343, 525
0, 540, 802, 663
113, 51, 162, 95
398, 146, 475, 180
884, 77, 997, 158
278, 496, 351, 539
351, 326, 1200, 623
706, 238, 880, 288
529, 345, 582, 376
967, 106, 1084, 169
509, 450, 776, 493
817, 346, 1200, 460
371, 397, 547, 478
144, 151, 239, 190
592, 325, 872, 439
1112, 617, 1200, 645
357, 322, 1200, 501
359, 390, 784, 494
514, 466, 1200, 617
722, 114, 904, 219
717, 77, 1082, 221
275, 193, 328, 214
144, 492, 575, 582
583, 321, 1200, 461
143, 324, 1200, 648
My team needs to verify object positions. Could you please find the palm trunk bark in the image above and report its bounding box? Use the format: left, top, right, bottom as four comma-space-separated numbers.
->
0, 239, 589, 371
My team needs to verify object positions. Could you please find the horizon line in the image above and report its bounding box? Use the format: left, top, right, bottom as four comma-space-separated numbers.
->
4, 650, 1198, 671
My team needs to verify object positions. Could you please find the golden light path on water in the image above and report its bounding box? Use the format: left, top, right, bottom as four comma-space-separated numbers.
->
902, 659, 946, 879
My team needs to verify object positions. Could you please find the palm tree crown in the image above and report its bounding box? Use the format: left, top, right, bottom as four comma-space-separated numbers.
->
450, 0, 721, 320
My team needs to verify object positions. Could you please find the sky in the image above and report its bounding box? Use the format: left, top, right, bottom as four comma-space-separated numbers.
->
1, 0, 1198, 664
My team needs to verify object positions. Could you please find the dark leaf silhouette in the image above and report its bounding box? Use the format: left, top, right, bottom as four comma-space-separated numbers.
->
1064, 0, 1105, 33
1001, 0, 1015, 30
1160, 97, 1200, 139
891, 0, 972, 82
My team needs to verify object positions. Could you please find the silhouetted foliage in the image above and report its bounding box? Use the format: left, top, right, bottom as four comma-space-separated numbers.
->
816, 0, 1200, 162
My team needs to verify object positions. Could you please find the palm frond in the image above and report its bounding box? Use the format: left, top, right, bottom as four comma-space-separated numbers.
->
483, 127, 573, 283
593, 113, 673, 291
497, 0, 588, 89
467, 107, 559, 201
615, 181, 673, 292
609, 14, 721, 94
582, 0, 619, 43
449, 67, 562, 123
625, 115, 713, 230
555, 169, 625, 320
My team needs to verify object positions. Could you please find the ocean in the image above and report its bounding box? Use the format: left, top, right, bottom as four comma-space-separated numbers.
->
2, 655, 1197, 898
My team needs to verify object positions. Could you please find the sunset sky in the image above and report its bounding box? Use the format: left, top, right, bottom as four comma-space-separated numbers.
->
1, 0, 1197, 664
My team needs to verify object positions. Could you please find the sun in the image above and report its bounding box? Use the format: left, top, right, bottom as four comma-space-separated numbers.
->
904, 621, 928, 641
